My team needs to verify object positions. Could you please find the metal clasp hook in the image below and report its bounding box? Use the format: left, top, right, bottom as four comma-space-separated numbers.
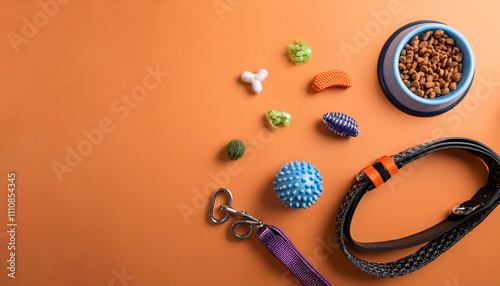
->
209, 188, 263, 240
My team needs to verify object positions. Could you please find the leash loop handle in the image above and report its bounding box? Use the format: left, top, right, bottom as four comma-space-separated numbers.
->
258, 225, 332, 286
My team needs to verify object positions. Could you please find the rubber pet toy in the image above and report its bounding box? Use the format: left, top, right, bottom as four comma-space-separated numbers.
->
226, 139, 245, 160
273, 161, 324, 209
312, 70, 353, 92
241, 69, 268, 94
266, 110, 291, 128
287, 39, 311, 64
323, 112, 360, 138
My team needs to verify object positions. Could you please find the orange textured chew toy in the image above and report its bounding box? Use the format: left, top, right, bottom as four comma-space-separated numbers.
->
312, 70, 352, 92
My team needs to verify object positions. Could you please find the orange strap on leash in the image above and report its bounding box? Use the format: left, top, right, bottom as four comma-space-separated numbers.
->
361, 155, 399, 188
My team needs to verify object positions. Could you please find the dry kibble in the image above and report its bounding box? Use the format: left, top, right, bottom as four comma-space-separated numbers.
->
447, 57, 453, 67
415, 89, 424, 97
399, 29, 463, 98
450, 82, 457, 91
434, 87, 441, 95
423, 31, 432, 40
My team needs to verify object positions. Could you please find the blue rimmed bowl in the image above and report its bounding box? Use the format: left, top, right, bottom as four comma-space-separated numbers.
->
378, 21, 475, 117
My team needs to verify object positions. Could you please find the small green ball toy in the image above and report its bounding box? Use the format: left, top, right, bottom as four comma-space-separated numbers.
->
287, 39, 311, 64
226, 139, 245, 160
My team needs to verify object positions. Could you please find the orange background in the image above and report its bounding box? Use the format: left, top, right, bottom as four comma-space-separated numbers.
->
1, 1, 500, 285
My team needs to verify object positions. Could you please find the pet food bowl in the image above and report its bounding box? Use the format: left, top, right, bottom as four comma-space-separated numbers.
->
378, 21, 475, 117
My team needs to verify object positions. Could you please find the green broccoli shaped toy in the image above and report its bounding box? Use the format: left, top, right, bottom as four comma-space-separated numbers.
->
266, 110, 291, 128
287, 39, 312, 64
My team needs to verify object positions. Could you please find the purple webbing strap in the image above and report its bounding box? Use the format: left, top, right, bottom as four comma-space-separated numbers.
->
257, 224, 332, 286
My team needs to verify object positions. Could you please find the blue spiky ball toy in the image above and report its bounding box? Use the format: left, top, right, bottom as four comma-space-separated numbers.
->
273, 161, 324, 209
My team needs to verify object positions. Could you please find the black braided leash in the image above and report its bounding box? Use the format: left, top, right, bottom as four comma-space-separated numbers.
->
336, 137, 500, 277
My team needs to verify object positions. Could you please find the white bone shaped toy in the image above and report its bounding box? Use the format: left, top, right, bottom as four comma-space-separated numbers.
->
241, 69, 268, 94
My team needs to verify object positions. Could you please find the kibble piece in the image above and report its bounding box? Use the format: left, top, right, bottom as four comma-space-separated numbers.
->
447, 57, 453, 67
446, 38, 454, 45
445, 72, 451, 81
431, 56, 440, 64
423, 31, 432, 40
426, 74, 433, 82
415, 89, 424, 97
456, 53, 463, 62
411, 80, 419, 88
450, 82, 457, 91
424, 82, 434, 88
429, 91, 436, 98
442, 88, 450, 95
434, 86, 441, 95
399, 56, 407, 63
452, 73, 462, 82
399, 63, 406, 70
403, 80, 411, 87
420, 66, 428, 73
412, 73, 420, 81
410, 87, 416, 92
